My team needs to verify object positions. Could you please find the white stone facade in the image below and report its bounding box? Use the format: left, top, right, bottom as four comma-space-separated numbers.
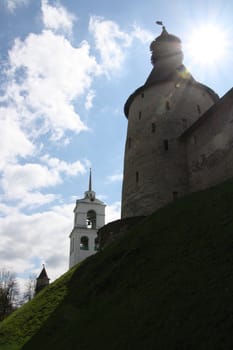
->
69, 173, 105, 268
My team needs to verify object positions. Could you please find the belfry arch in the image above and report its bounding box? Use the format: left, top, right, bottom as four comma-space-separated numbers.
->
86, 210, 96, 229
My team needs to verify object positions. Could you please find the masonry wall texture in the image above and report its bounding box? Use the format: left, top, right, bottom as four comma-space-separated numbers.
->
121, 26, 233, 218
183, 88, 233, 192
122, 80, 217, 217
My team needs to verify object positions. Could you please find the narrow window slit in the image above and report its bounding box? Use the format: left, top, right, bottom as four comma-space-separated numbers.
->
164, 140, 169, 151
166, 101, 170, 111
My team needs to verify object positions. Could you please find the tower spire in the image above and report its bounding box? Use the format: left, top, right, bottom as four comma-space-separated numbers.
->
84, 168, 95, 201
89, 168, 92, 191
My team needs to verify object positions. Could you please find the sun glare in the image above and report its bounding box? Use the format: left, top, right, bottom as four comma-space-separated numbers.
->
187, 25, 228, 65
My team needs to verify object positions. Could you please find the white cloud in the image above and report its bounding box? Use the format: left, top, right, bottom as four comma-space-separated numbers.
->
85, 90, 95, 110
107, 173, 123, 183
0, 108, 34, 171
5, 0, 29, 13
6, 29, 100, 141
131, 24, 154, 42
89, 16, 132, 73
1, 163, 60, 208
1, 158, 87, 208
0, 203, 15, 216
41, 0, 76, 35
41, 154, 86, 176
0, 203, 73, 282
89, 17, 153, 75
1, 7, 153, 152
2, 163, 61, 194
105, 201, 121, 223
2, 13, 151, 148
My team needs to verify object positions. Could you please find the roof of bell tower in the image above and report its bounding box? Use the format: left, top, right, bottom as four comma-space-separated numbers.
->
84, 168, 96, 201
74, 169, 105, 207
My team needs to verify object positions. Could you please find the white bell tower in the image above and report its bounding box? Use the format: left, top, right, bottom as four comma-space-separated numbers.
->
69, 169, 106, 268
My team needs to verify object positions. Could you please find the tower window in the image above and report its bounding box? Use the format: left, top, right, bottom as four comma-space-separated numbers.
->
163, 140, 169, 151
182, 119, 187, 129
139, 111, 142, 120
141, 92, 144, 98
94, 237, 99, 251
136, 171, 139, 184
197, 104, 201, 114
173, 192, 178, 201
166, 101, 170, 111
152, 123, 156, 133
80, 236, 89, 250
193, 135, 197, 145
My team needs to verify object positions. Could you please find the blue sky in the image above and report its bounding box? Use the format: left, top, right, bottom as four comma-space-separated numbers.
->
1, 0, 233, 291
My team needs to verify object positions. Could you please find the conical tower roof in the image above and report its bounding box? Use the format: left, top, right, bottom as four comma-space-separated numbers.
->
37, 265, 49, 280
35, 265, 50, 294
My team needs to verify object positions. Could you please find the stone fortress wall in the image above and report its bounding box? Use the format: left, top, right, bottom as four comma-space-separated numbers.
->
182, 88, 233, 193
122, 77, 218, 218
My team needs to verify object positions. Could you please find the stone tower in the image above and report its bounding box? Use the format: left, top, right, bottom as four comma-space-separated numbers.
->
35, 265, 50, 294
69, 170, 106, 268
121, 25, 218, 218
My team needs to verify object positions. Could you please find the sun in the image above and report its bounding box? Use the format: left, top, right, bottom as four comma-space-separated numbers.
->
186, 25, 228, 65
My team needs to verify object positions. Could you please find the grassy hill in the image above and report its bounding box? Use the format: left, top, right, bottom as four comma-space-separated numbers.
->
1, 179, 233, 349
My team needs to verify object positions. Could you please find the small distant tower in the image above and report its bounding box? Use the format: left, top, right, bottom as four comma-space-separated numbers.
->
35, 265, 50, 294
69, 169, 106, 268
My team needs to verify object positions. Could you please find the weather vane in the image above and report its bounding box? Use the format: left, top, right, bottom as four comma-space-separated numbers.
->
156, 21, 165, 30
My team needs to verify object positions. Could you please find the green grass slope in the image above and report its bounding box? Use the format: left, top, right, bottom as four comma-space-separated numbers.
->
2, 179, 233, 349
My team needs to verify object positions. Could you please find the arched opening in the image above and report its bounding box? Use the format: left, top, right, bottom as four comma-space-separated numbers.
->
86, 210, 96, 229
80, 236, 89, 250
